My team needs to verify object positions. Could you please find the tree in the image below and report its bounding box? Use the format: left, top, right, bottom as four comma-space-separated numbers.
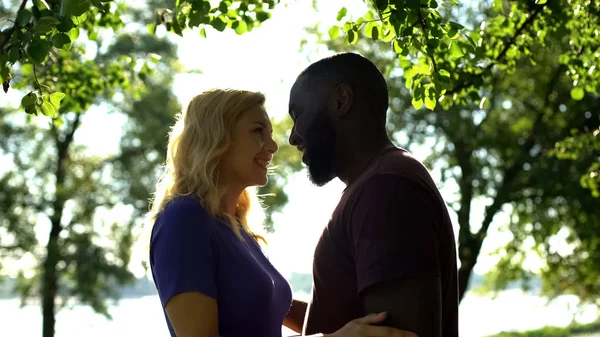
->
2, 0, 463, 118
2, 0, 599, 306
306, 0, 600, 302
0, 4, 183, 337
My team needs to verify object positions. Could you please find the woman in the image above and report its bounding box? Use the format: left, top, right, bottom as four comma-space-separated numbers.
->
148, 89, 414, 337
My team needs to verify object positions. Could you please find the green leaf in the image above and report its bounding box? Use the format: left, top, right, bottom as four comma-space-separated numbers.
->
200, 28, 207, 38
449, 41, 464, 58
424, 95, 436, 110
337, 7, 347, 21
328, 26, 340, 40
1, 67, 10, 82
218, 1, 228, 13
65, 0, 91, 16
399, 59, 412, 69
27, 39, 52, 64
413, 63, 431, 75
147, 23, 156, 35
16, 9, 33, 26
375, 0, 388, 11
571, 87, 585, 101
256, 11, 271, 22
41, 101, 55, 116
536, 0, 547, 4
171, 17, 183, 36
51, 33, 71, 50
53, 116, 64, 127
346, 30, 357, 45
381, 29, 394, 42
25, 105, 37, 115
21, 92, 37, 107
72, 12, 88, 25
50, 92, 66, 108
234, 20, 247, 35
368, 23, 380, 41
211, 16, 227, 32
407, 0, 420, 9
411, 97, 423, 110
56, 17, 74, 32
35, 16, 61, 34
188, 10, 203, 27
393, 39, 403, 53
67, 27, 80, 41
449, 21, 465, 30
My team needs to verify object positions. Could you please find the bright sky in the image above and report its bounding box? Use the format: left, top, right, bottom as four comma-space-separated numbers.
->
1, 0, 546, 281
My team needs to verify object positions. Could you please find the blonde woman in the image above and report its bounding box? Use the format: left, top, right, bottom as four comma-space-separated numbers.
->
148, 89, 416, 337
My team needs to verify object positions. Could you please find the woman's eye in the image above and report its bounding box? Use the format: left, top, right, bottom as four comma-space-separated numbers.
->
253, 128, 263, 134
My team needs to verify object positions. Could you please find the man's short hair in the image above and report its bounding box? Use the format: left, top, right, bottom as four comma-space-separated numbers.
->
298, 52, 389, 120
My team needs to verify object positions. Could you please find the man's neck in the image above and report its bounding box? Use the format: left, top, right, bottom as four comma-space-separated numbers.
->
336, 136, 395, 186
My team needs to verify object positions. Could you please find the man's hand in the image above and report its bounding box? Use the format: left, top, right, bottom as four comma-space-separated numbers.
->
325, 312, 418, 337
283, 299, 308, 333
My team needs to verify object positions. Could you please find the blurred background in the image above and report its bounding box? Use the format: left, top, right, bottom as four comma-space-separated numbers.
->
1, 0, 599, 336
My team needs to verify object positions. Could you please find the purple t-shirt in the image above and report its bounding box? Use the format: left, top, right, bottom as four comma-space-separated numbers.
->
150, 196, 292, 337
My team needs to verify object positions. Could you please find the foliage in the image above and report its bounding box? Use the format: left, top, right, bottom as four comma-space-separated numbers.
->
0, 0, 182, 335
484, 319, 600, 337
552, 128, 600, 197
0, 0, 278, 118
310, 0, 600, 301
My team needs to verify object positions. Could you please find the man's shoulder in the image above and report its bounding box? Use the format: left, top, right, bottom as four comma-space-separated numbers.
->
375, 148, 431, 176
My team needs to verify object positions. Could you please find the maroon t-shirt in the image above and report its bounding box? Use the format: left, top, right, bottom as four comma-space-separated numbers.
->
304, 147, 459, 337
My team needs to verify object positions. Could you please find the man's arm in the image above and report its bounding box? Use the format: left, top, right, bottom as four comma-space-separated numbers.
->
350, 174, 444, 337
362, 277, 442, 337
283, 299, 308, 334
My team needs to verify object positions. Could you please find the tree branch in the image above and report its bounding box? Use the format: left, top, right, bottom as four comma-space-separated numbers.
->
446, 4, 545, 96
476, 63, 565, 240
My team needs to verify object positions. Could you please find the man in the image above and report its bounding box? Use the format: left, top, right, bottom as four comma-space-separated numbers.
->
283, 52, 459, 337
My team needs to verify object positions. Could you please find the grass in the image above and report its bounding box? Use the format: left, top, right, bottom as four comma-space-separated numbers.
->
485, 320, 600, 337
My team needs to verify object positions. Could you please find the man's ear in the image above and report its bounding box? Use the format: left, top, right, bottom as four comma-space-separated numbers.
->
333, 83, 353, 117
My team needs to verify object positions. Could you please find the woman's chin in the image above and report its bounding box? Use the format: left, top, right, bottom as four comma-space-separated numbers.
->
246, 176, 268, 187
257, 175, 269, 187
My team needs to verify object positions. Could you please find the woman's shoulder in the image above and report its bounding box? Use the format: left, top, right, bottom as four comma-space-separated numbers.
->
163, 195, 208, 214
153, 196, 217, 235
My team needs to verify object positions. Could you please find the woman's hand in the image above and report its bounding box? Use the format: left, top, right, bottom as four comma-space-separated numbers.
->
325, 312, 418, 337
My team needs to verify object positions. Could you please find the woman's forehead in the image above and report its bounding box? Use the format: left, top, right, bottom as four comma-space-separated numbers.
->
241, 105, 270, 124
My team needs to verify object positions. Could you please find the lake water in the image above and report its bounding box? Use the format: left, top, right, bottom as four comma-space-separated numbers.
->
1, 290, 597, 337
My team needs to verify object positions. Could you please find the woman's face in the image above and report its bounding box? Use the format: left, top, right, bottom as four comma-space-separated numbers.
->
220, 105, 278, 189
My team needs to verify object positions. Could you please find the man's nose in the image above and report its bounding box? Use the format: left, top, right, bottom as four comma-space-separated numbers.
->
289, 129, 300, 146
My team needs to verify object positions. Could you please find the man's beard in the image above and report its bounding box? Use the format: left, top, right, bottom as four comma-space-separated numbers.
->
304, 113, 337, 186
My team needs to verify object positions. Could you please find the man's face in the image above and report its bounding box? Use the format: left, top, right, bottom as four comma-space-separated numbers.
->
288, 79, 337, 186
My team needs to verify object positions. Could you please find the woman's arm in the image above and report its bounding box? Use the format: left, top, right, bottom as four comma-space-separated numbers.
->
165, 291, 219, 337
283, 299, 308, 333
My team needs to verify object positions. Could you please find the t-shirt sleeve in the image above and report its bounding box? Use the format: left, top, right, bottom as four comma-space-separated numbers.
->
150, 198, 218, 308
350, 174, 441, 294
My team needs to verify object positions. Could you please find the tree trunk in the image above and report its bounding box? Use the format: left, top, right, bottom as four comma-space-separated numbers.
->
458, 264, 473, 301
42, 228, 61, 337
41, 116, 80, 337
